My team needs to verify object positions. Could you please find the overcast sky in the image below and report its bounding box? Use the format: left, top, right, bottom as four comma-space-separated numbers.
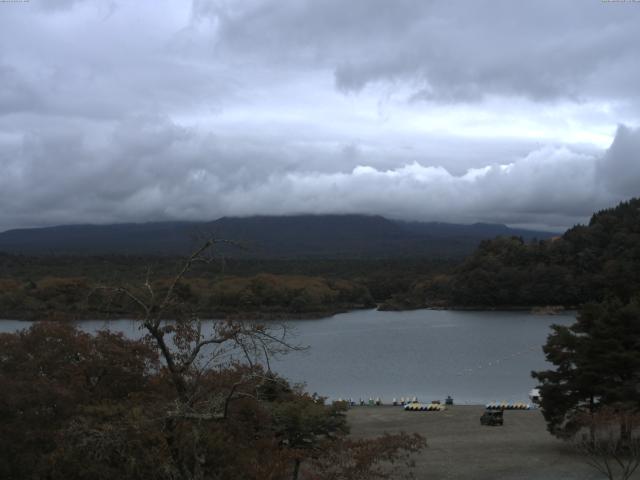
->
1, 0, 639, 232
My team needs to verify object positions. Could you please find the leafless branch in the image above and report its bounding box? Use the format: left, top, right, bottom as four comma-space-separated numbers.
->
575, 406, 640, 480
95, 238, 300, 409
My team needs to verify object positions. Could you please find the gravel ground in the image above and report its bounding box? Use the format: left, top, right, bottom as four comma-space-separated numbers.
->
347, 405, 634, 480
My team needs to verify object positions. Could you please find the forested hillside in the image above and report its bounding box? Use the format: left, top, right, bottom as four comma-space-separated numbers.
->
401, 198, 640, 308
2, 199, 637, 317
0, 215, 552, 258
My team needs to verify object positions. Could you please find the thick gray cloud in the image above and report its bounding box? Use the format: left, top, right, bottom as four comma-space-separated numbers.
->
206, 0, 640, 102
0, 0, 639, 232
0, 65, 42, 114
597, 125, 640, 197
1, 114, 636, 232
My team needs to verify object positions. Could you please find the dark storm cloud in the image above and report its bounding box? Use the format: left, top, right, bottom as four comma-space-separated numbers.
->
0, 0, 639, 232
1, 113, 637, 231
207, 0, 640, 102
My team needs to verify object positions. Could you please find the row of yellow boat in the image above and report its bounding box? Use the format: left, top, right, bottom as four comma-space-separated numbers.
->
485, 402, 531, 410
403, 403, 446, 411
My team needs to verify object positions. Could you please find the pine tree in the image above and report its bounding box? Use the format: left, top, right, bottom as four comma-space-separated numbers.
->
532, 297, 640, 438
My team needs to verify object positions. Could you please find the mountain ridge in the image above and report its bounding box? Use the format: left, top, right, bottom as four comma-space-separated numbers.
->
0, 214, 554, 258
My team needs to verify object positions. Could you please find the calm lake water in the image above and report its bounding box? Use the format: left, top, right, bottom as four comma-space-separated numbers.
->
1, 309, 575, 404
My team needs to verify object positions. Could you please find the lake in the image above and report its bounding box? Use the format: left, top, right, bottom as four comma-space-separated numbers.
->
0, 309, 575, 405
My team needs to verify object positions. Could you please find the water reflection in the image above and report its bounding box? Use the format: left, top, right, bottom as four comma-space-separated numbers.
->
0, 309, 575, 404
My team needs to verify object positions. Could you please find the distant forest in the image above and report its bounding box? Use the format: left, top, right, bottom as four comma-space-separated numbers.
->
0, 198, 638, 319
392, 197, 640, 309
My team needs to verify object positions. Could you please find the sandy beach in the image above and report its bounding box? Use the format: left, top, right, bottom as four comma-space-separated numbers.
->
347, 405, 622, 480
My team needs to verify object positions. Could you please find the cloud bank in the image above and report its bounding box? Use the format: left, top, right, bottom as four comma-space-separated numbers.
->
1, 0, 639, 232
1, 113, 637, 231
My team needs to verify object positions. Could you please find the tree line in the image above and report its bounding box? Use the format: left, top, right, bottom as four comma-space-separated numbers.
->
0, 255, 452, 320
0, 242, 425, 480
385, 198, 640, 309
0, 273, 376, 320
526, 199, 640, 479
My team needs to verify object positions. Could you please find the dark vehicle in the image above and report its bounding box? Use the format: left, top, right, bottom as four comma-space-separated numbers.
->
480, 409, 504, 426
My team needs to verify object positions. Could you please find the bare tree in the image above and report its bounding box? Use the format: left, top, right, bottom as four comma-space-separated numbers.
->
99, 239, 302, 480
574, 406, 640, 480
113, 240, 300, 398
88, 239, 426, 480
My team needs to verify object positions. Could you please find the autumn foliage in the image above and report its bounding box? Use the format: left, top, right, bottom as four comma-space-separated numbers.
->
0, 321, 424, 480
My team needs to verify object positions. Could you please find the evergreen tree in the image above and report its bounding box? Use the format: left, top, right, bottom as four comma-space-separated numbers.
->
532, 297, 640, 438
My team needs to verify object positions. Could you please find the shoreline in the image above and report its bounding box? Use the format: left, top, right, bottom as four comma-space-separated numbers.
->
0, 306, 364, 322
380, 303, 576, 313
0, 303, 578, 322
